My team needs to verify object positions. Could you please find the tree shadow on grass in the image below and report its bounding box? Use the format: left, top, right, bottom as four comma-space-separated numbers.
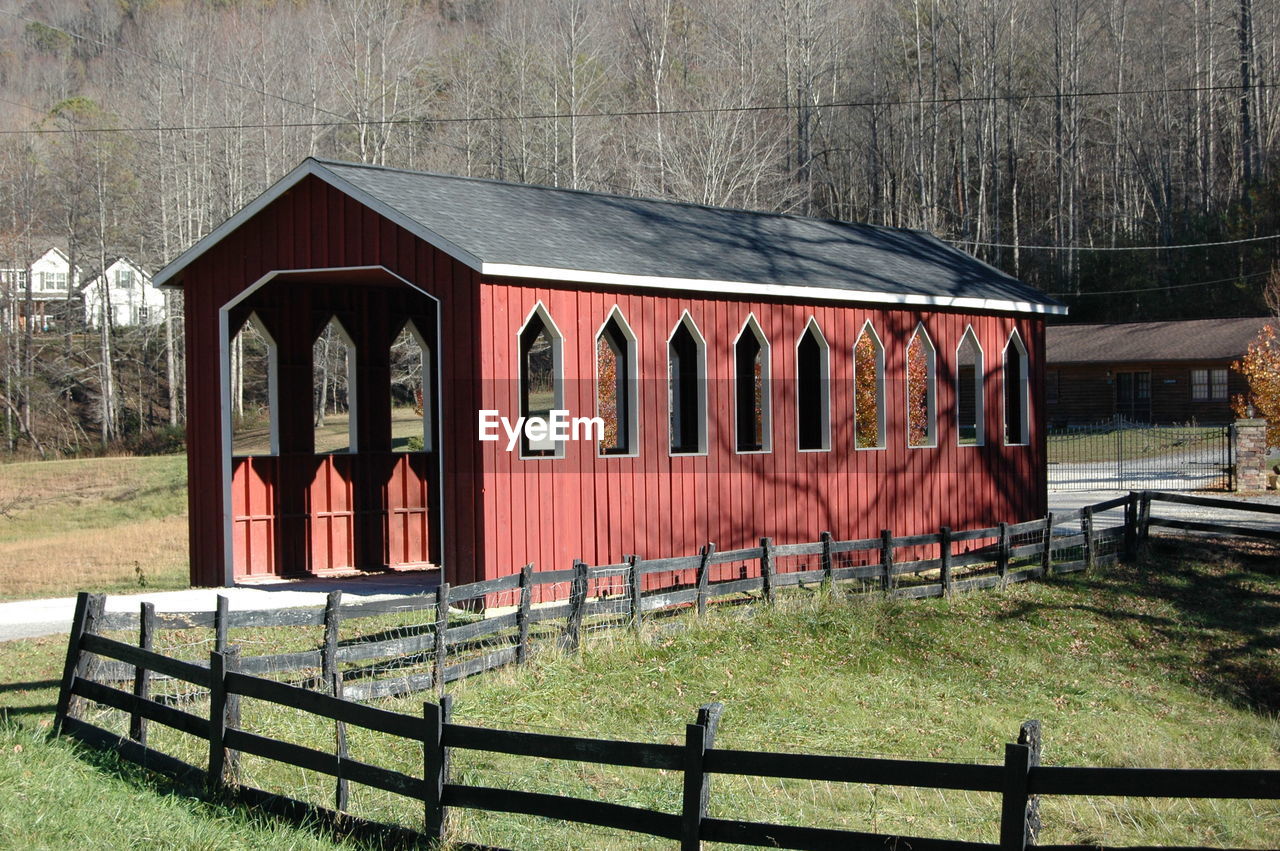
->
995, 537, 1280, 714
45, 724, 507, 851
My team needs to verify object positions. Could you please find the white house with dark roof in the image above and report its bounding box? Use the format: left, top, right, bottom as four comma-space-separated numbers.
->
0, 245, 82, 332
83, 257, 165, 329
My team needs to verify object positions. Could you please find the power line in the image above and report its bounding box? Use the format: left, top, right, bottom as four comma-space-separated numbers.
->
0, 9, 349, 123
1047, 269, 1274, 297
0, 28, 1275, 138
959, 233, 1280, 251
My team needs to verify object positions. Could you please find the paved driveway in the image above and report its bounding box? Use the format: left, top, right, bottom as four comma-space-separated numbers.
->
0, 570, 439, 642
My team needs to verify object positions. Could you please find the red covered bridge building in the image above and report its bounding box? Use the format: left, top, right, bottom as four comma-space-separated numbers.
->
156, 158, 1065, 587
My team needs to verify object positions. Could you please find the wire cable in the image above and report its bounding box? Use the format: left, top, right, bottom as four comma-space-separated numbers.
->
1046, 269, 1274, 297
957, 233, 1280, 252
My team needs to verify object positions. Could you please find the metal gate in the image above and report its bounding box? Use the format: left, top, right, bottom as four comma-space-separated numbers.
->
1048, 416, 1234, 492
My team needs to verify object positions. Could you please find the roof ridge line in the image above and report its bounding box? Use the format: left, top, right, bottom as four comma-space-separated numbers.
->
307, 157, 922, 237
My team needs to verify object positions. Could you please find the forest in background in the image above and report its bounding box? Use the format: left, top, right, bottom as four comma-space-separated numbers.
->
1, 0, 1278, 457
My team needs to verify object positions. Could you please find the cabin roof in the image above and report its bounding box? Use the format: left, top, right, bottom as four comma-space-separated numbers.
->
1047, 316, 1272, 364
156, 157, 1065, 316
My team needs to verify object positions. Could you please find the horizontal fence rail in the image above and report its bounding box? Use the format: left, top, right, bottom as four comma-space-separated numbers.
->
54, 631, 1280, 851
53, 491, 1280, 848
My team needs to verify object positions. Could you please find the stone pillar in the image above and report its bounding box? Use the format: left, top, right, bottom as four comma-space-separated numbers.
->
1233, 419, 1268, 492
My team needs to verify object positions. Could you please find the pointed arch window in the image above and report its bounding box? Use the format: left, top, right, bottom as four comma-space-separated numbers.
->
956, 326, 984, 446
313, 316, 358, 454
668, 313, 707, 455
230, 312, 278, 457
797, 319, 830, 451
906, 323, 937, 448
519, 303, 564, 458
1004, 329, 1029, 446
391, 319, 432, 452
735, 315, 771, 453
854, 321, 886, 450
597, 308, 638, 456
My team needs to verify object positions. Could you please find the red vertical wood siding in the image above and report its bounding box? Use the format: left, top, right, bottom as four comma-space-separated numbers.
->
182, 176, 481, 586
476, 284, 1047, 582
183, 176, 1045, 589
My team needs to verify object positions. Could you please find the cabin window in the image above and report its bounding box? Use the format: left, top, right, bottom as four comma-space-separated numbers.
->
1004, 329, 1029, 445
854, 322, 885, 449
1191, 368, 1228, 402
597, 309, 638, 456
518, 303, 563, 458
797, 319, 830, 451
956, 326, 983, 446
313, 316, 358, 454
391, 320, 432, 452
668, 313, 707, 455
906, 324, 937, 448
230, 313, 277, 457
735, 315, 771, 453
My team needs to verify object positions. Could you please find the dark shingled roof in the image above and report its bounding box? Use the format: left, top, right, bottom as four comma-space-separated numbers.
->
1048, 317, 1273, 364
314, 159, 1060, 311
156, 157, 1063, 314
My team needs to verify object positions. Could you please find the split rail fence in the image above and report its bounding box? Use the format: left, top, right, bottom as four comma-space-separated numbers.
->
52, 491, 1280, 849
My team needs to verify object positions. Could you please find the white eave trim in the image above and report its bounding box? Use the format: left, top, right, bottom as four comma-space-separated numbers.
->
154, 158, 485, 289
153, 159, 1065, 318
481, 263, 1067, 316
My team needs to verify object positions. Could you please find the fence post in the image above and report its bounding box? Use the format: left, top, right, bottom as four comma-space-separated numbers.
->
940, 526, 953, 596
214, 594, 229, 654
696, 544, 715, 617
1123, 492, 1139, 560
208, 647, 241, 794
433, 583, 450, 696
820, 532, 834, 591
999, 741, 1032, 851
130, 601, 156, 744
423, 699, 445, 840
564, 559, 589, 650
1138, 491, 1152, 542
997, 522, 1010, 589
760, 538, 775, 604
1040, 513, 1054, 575
321, 590, 342, 687
680, 701, 724, 850
333, 671, 349, 812
880, 530, 895, 593
1081, 507, 1095, 573
628, 555, 644, 629
517, 564, 534, 663
1018, 720, 1043, 846
54, 591, 104, 735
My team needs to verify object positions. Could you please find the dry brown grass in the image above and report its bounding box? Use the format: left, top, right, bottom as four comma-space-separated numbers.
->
0, 455, 189, 599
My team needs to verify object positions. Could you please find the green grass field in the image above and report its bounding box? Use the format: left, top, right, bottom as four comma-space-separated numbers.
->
1, 539, 1276, 848
0, 455, 190, 601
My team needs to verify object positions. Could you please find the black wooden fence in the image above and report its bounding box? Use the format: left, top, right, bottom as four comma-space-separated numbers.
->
51, 491, 1280, 849
85, 497, 1132, 700
55, 606, 1280, 851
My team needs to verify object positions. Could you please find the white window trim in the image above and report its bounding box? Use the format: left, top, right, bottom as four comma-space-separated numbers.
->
517, 301, 566, 460
595, 306, 640, 459
955, 325, 985, 447
854, 320, 887, 451
315, 316, 360, 454
906, 322, 938, 449
734, 313, 773, 455
796, 317, 831, 452
667, 311, 708, 457
402, 318, 433, 452
1003, 328, 1030, 446
231, 312, 280, 457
